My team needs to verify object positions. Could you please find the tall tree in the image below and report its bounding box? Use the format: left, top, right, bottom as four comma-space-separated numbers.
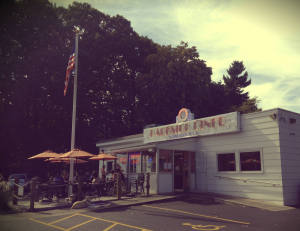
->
222, 61, 259, 113
136, 42, 213, 125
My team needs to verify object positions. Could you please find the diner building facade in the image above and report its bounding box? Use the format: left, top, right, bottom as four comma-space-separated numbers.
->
96, 108, 300, 206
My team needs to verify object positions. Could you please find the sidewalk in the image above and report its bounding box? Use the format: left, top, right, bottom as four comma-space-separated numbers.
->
14, 194, 177, 212
184, 192, 296, 212
13, 192, 296, 213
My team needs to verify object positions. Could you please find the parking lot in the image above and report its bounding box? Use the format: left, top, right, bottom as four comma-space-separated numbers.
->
1, 198, 299, 231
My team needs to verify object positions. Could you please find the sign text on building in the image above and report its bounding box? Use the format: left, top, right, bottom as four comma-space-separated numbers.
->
143, 112, 240, 143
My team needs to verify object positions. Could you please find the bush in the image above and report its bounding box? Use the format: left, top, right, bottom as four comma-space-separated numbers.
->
0, 180, 13, 212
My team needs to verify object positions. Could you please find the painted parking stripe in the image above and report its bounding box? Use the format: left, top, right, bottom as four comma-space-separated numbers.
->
30, 212, 152, 231
66, 217, 96, 231
142, 205, 250, 225
29, 217, 66, 231
103, 223, 117, 231
78, 213, 152, 231
48, 213, 78, 225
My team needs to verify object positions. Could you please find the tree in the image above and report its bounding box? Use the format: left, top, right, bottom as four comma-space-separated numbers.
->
0, 1, 261, 176
223, 61, 260, 113
136, 42, 214, 125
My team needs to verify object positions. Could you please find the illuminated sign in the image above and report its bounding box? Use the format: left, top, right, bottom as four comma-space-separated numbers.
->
176, 108, 194, 123
144, 112, 240, 143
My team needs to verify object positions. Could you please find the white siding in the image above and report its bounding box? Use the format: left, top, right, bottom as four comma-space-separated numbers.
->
158, 173, 173, 193
195, 109, 284, 205
279, 109, 300, 205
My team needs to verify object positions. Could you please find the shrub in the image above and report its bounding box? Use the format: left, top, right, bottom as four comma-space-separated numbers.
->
0, 180, 13, 212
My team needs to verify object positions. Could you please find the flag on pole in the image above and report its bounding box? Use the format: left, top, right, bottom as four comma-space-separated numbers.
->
64, 53, 75, 96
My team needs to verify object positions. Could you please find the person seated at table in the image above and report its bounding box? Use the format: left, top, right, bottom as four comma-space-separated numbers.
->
101, 165, 106, 182
91, 173, 101, 196
88, 170, 96, 183
53, 174, 64, 185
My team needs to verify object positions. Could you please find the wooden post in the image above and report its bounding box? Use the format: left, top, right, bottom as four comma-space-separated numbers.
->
12, 178, 18, 205
29, 179, 36, 211
146, 173, 150, 197
116, 173, 121, 200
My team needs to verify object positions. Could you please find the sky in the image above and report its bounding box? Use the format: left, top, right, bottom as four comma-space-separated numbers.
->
52, 0, 300, 113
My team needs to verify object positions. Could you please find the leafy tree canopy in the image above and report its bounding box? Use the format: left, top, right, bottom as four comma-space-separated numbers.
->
0, 0, 260, 176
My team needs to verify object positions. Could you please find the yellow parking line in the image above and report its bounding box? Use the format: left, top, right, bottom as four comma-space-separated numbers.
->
103, 223, 117, 231
142, 205, 250, 225
66, 218, 96, 231
29, 218, 66, 231
78, 213, 152, 231
49, 213, 78, 225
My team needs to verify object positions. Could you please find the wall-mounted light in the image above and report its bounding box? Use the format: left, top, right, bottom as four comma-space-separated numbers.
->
270, 113, 277, 120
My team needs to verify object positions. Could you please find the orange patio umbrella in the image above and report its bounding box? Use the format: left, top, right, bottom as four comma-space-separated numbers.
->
89, 153, 117, 178
89, 153, 117, 161
45, 157, 88, 164
60, 149, 95, 158
28, 150, 61, 159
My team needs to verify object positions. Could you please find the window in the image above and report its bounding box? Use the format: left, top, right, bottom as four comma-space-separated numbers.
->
240, 151, 261, 171
141, 150, 156, 173
159, 150, 173, 172
116, 153, 127, 173
217, 153, 236, 171
129, 152, 141, 173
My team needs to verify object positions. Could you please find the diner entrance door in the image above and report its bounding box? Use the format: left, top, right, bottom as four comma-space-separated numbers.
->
174, 151, 189, 192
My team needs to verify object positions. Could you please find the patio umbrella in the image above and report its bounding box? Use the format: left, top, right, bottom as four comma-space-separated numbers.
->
45, 157, 88, 164
89, 153, 117, 178
89, 153, 117, 161
60, 149, 95, 158
28, 150, 61, 159
60, 149, 95, 184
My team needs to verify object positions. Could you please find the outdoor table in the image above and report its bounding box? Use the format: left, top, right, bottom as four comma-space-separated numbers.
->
39, 183, 67, 200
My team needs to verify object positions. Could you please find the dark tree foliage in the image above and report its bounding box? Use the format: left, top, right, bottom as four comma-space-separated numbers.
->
222, 61, 260, 113
0, 0, 259, 176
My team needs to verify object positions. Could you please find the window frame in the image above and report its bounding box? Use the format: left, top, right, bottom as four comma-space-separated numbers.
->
239, 148, 264, 173
216, 152, 237, 172
216, 148, 263, 174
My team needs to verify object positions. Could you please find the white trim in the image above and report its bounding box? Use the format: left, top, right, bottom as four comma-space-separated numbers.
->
239, 148, 264, 174
216, 148, 264, 174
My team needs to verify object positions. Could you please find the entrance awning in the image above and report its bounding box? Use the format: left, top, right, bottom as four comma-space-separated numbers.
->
109, 144, 156, 154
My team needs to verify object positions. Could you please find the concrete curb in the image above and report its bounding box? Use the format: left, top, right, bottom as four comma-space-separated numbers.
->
86, 196, 177, 212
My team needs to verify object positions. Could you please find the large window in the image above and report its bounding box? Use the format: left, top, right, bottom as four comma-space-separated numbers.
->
116, 153, 127, 173
159, 150, 173, 172
240, 151, 261, 171
141, 150, 156, 173
217, 153, 236, 172
129, 152, 141, 173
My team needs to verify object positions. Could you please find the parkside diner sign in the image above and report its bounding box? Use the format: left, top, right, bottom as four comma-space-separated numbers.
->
143, 111, 240, 143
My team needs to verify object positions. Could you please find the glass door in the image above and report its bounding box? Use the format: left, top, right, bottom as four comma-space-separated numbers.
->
174, 151, 190, 192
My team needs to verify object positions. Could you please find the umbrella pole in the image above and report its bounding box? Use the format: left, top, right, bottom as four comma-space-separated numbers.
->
98, 160, 101, 178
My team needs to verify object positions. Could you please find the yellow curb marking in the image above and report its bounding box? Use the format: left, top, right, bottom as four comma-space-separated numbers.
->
143, 205, 250, 225
183, 222, 226, 230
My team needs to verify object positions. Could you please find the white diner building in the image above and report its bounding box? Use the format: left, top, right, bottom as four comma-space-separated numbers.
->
96, 108, 300, 206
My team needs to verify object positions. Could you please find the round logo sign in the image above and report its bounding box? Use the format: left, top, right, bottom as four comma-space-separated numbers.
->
177, 108, 189, 122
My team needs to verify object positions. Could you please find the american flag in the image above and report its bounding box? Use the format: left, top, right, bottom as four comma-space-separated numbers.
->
64, 53, 75, 96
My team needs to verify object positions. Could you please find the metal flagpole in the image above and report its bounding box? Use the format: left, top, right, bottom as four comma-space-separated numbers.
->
68, 28, 80, 197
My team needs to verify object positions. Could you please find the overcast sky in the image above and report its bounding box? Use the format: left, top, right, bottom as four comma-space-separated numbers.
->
52, 0, 300, 113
